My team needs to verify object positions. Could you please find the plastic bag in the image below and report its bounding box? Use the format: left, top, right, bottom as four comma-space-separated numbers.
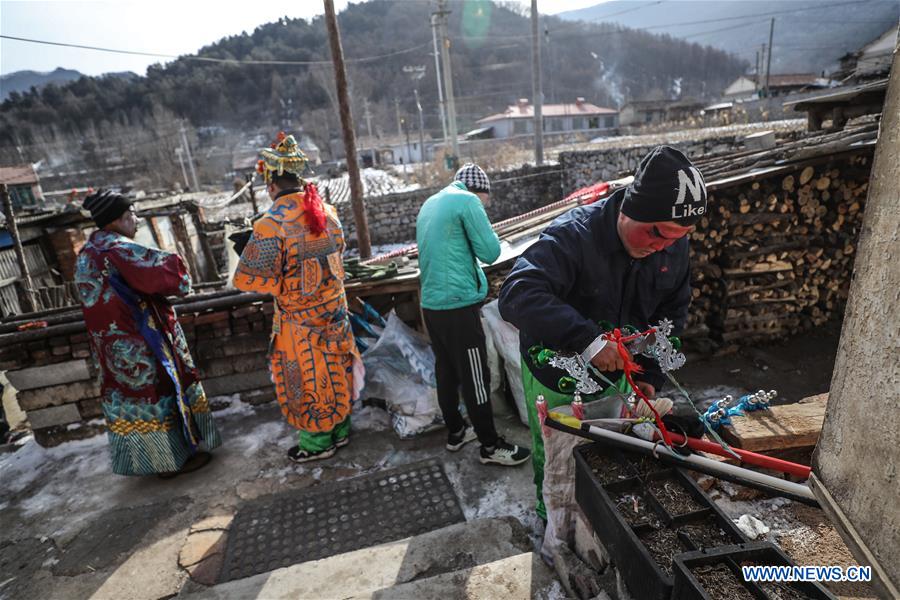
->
481, 314, 504, 404
360, 311, 443, 438
541, 405, 628, 563
480, 300, 528, 424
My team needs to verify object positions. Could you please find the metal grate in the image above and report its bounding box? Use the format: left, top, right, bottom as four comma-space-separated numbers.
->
219, 458, 465, 582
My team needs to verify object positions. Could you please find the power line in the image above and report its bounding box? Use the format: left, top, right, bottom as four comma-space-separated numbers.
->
467, 0, 877, 42
682, 20, 771, 40
577, 0, 669, 21
0, 34, 431, 66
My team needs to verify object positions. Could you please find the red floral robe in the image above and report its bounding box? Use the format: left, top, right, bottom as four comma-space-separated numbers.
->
75, 230, 221, 475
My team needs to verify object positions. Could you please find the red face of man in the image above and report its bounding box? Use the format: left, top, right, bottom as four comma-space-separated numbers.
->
617, 213, 694, 259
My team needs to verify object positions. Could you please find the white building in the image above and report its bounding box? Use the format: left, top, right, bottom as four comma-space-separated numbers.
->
475, 98, 618, 138
357, 135, 436, 166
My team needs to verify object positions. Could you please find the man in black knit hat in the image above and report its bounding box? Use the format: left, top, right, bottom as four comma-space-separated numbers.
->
75, 189, 221, 477
498, 145, 707, 520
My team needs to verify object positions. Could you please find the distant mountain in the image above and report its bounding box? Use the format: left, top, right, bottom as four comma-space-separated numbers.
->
0, 68, 84, 100
558, 0, 899, 74
0, 67, 138, 101
1, 0, 748, 156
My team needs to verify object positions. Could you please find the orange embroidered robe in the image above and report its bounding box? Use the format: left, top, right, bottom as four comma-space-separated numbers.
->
233, 189, 361, 432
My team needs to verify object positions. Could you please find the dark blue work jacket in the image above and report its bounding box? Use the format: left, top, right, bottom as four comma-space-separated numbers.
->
498, 189, 692, 392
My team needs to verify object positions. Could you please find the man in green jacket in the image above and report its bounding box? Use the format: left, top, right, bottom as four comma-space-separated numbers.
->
416, 164, 530, 467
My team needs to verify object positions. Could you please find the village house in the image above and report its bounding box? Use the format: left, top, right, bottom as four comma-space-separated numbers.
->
475, 98, 618, 139
722, 73, 829, 100
355, 134, 437, 166
0, 164, 44, 209
835, 22, 898, 82
618, 99, 706, 127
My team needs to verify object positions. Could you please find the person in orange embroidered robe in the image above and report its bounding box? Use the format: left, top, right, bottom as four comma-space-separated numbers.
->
233, 133, 362, 462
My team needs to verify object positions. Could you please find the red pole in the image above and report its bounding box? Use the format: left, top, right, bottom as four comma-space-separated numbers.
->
663, 430, 812, 479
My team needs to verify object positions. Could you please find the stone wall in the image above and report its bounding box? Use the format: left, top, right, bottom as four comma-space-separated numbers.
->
335, 164, 564, 247
559, 138, 740, 192
2, 298, 277, 447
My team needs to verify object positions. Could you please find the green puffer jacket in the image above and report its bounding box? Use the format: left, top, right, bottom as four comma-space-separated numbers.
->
416, 181, 501, 310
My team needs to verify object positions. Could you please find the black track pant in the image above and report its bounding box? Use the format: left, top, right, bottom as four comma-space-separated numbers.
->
423, 304, 499, 447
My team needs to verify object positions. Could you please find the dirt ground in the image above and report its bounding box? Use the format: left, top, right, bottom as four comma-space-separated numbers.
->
678, 319, 843, 405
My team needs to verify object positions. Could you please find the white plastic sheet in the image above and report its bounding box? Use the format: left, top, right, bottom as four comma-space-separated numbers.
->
360, 311, 443, 438
480, 300, 528, 424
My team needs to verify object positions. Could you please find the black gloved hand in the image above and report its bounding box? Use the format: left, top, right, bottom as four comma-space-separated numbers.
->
229, 229, 253, 256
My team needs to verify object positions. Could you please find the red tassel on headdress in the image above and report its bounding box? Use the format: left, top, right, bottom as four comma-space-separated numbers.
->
303, 183, 327, 235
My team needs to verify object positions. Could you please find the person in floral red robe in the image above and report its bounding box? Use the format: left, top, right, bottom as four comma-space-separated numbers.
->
75, 190, 221, 476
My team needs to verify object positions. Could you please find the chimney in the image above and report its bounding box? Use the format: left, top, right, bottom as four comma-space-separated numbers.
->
575, 97, 585, 107
517, 98, 530, 112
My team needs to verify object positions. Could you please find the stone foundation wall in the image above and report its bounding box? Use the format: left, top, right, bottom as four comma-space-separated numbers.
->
2, 298, 277, 447
335, 164, 564, 247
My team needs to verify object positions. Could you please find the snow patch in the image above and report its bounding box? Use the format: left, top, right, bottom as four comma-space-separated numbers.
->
210, 394, 256, 418
0, 433, 107, 495
351, 405, 391, 432
232, 421, 292, 454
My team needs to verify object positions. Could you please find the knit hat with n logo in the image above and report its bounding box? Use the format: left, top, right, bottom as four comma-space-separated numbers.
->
622, 145, 707, 225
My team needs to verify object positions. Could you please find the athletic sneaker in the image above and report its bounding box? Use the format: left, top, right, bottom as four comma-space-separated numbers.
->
446, 426, 478, 452
287, 445, 336, 463
335, 436, 350, 449
479, 438, 531, 466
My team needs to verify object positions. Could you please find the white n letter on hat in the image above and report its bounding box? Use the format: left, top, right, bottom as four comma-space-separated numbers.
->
675, 167, 705, 205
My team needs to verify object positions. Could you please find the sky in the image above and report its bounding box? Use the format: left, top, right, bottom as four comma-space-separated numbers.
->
0, 0, 607, 77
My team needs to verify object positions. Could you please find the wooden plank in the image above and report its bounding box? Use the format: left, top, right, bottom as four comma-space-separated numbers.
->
721, 393, 828, 452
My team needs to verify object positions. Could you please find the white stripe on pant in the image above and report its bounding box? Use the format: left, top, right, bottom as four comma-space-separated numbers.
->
468, 347, 487, 405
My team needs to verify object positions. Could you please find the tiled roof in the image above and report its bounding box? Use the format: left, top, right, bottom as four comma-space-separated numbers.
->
0, 165, 39, 185
478, 101, 617, 123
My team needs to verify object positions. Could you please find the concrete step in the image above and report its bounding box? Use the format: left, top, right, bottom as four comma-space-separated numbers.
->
181, 516, 540, 599
348, 552, 559, 600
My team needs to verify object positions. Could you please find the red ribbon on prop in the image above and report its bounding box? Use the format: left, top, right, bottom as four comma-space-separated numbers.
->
604, 327, 675, 448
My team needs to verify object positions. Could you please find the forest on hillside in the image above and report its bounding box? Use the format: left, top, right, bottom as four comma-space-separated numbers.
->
0, 0, 746, 186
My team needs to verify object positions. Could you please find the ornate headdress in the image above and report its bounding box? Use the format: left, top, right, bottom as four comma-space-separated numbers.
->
257, 131, 308, 183
257, 131, 326, 235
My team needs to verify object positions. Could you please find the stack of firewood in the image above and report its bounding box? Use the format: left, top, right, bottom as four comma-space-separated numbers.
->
688, 152, 872, 345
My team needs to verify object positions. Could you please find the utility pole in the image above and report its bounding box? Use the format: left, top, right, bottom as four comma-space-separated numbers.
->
324, 0, 371, 258
174, 147, 190, 190
430, 10, 448, 145
531, 0, 544, 166
363, 99, 376, 167
179, 121, 200, 191
758, 44, 766, 93
395, 97, 403, 138
414, 88, 427, 177
545, 26, 555, 104
402, 117, 413, 172
437, 0, 459, 163
1, 184, 37, 313
764, 18, 775, 98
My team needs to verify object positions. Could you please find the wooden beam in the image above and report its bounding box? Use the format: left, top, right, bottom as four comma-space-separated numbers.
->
1, 183, 38, 313
721, 393, 828, 452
